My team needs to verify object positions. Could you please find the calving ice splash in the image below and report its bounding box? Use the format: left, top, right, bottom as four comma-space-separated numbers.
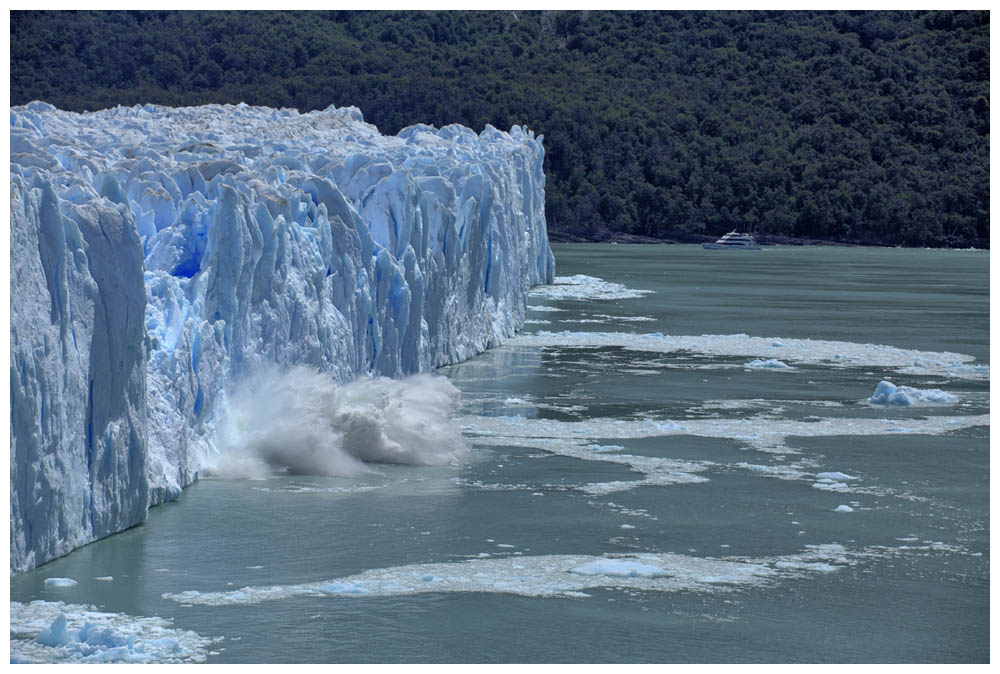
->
208, 368, 468, 478
10, 102, 554, 573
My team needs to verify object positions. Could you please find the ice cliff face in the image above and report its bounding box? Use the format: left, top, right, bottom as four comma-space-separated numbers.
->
10, 101, 555, 574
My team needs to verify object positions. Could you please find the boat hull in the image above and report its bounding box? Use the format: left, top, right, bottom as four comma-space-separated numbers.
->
702, 243, 761, 250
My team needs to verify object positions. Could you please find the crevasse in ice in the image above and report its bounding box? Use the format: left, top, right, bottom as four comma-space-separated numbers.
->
10, 101, 554, 573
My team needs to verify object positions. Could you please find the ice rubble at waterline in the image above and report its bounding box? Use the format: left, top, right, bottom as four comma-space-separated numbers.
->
10, 600, 220, 663
10, 101, 554, 573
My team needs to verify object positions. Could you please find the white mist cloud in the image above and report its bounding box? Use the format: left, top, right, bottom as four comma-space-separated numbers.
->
206, 366, 469, 478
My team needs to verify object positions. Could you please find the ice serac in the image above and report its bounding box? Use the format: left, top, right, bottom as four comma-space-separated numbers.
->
10, 102, 555, 573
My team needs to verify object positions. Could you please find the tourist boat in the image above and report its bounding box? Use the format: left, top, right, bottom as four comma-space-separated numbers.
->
702, 231, 761, 250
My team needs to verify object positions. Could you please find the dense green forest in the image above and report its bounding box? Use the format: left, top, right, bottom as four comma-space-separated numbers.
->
11, 10, 990, 246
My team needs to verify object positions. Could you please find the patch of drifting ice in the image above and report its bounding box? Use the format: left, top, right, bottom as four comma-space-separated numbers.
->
43, 578, 77, 588
469, 434, 712, 494
528, 275, 653, 301
591, 314, 657, 323
9, 601, 220, 664
737, 463, 811, 481
744, 358, 791, 369
509, 331, 986, 379
868, 380, 958, 406
459, 412, 989, 458
834, 505, 855, 512
320, 581, 370, 595
816, 472, 857, 481
813, 480, 851, 492
163, 544, 859, 606
570, 559, 668, 578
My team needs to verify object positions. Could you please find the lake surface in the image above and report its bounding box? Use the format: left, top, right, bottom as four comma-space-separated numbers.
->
11, 244, 990, 663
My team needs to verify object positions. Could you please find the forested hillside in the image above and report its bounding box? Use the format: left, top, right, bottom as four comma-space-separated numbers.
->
11, 10, 990, 246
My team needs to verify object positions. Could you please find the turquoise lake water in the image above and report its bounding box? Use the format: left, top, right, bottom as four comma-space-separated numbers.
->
10, 244, 990, 663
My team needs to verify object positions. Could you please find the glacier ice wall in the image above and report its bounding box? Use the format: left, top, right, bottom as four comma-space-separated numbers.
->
10, 101, 554, 573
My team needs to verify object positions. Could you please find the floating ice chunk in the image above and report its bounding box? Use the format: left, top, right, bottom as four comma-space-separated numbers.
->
834, 505, 855, 512
812, 481, 850, 492
620, 524, 636, 530
816, 472, 857, 481
10, 601, 220, 663
44, 578, 78, 588
868, 380, 958, 406
94, 576, 114, 582
36, 614, 74, 647
529, 275, 652, 301
744, 358, 791, 369
773, 561, 838, 572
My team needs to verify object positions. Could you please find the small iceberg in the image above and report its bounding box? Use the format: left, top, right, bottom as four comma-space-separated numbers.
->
868, 380, 957, 406
744, 358, 791, 369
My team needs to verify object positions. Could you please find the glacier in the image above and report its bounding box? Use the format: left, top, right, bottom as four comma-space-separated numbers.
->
10, 101, 554, 574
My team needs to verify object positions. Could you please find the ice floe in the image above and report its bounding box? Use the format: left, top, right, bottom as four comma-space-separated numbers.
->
162, 544, 864, 606
459, 412, 989, 457
468, 434, 712, 494
528, 275, 653, 301
510, 331, 987, 379
10, 601, 221, 663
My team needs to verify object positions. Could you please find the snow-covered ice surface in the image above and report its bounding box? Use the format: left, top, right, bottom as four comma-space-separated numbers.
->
10, 601, 221, 663
10, 102, 554, 573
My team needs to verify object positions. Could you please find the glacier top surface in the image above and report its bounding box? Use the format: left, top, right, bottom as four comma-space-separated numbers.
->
10, 101, 540, 167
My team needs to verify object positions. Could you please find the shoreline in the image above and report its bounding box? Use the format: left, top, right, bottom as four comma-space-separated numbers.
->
547, 230, 989, 249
